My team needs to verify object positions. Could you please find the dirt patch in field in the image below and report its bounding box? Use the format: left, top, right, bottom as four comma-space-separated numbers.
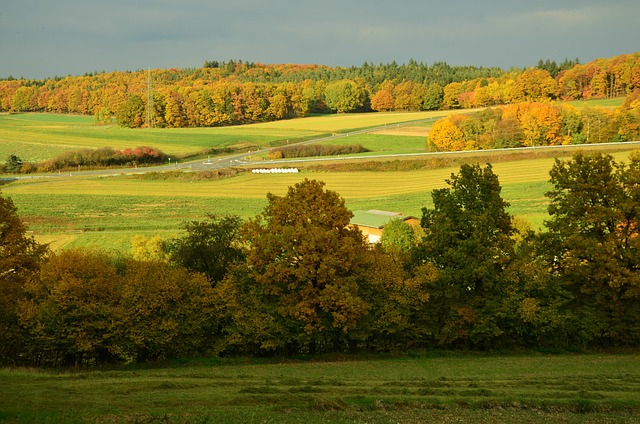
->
373, 126, 430, 137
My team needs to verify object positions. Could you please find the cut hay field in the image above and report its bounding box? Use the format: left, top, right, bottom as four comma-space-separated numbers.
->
1, 352, 639, 423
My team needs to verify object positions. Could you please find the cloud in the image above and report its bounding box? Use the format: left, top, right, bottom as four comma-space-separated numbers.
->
1, 0, 639, 79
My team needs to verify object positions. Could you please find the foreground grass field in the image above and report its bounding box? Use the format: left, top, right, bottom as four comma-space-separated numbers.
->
1, 352, 639, 423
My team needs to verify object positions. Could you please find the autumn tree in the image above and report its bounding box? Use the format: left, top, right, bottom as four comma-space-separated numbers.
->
221, 179, 370, 354
393, 80, 425, 111
357, 247, 432, 351
517, 102, 563, 146
370, 86, 395, 112
117, 258, 217, 361
442, 82, 463, 109
20, 250, 217, 365
542, 152, 640, 345
427, 114, 467, 151
131, 234, 167, 262
514, 68, 557, 102
20, 249, 122, 366
0, 191, 48, 364
415, 164, 517, 348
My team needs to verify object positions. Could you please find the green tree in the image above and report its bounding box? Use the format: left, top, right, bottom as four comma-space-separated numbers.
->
224, 179, 370, 354
3, 154, 23, 174
164, 214, 244, 286
0, 191, 48, 364
323, 79, 367, 113
415, 164, 516, 348
542, 152, 640, 345
423, 82, 444, 110
380, 218, 416, 253
116, 94, 145, 128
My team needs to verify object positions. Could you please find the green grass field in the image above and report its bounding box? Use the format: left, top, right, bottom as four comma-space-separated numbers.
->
0, 111, 447, 163
2, 108, 639, 252
5, 146, 639, 252
1, 352, 638, 423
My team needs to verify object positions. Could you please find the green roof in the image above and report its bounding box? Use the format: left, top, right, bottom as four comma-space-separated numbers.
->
350, 210, 403, 229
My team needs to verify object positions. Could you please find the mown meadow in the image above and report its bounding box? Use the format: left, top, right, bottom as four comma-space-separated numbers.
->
2, 352, 640, 423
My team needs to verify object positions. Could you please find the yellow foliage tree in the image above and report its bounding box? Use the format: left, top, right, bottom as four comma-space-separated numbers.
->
428, 115, 467, 151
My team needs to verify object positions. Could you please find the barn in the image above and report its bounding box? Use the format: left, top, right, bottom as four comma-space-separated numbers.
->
350, 210, 420, 244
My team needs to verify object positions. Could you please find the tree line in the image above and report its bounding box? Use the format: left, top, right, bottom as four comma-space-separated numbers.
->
0, 53, 638, 128
428, 92, 640, 151
1, 151, 639, 366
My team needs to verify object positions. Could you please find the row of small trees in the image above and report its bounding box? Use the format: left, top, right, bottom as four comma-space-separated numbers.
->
1, 151, 639, 366
1, 146, 168, 174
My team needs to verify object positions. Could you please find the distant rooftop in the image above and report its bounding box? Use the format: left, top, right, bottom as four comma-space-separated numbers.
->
351, 210, 406, 229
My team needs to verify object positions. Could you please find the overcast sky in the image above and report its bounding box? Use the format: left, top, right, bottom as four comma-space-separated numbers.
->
1, 0, 639, 80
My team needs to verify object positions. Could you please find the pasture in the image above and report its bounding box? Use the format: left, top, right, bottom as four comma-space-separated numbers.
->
1, 352, 639, 423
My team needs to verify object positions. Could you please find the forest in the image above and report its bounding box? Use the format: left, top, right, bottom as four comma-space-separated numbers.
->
0, 53, 638, 128
427, 94, 640, 151
1, 151, 639, 366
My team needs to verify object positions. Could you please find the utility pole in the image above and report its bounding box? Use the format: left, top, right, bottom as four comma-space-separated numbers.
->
146, 68, 154, 128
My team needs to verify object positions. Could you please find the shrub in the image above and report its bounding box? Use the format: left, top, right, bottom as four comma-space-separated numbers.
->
269, 144, 369, 159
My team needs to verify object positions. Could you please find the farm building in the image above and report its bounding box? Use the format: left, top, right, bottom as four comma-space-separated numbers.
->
350, 210, 420, 244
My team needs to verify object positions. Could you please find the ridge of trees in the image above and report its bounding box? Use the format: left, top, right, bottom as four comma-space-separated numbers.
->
2, 152, 640, 366
0, 53, 638, 128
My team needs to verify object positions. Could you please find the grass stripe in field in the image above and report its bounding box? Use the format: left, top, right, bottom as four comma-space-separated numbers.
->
247, 111, 451, 132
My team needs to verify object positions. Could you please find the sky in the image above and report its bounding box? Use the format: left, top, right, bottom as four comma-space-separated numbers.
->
1, 0, 639, 80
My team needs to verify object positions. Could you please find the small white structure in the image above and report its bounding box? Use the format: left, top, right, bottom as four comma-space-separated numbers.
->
251, 168, 299, 174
